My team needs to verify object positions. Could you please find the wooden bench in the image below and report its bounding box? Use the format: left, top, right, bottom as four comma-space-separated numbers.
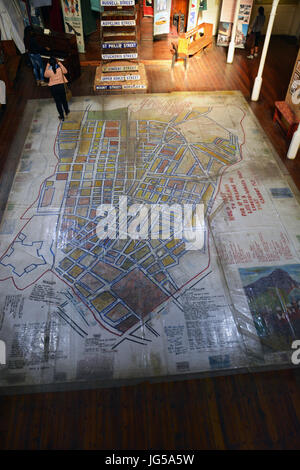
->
273, 101, 299, 140
171, 22, 213, 69
0, 40, 21, 94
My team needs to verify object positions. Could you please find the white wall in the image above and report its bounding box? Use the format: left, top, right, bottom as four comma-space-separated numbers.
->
249, 2, 300, 36
198, 0, 222, 35
199, 0, 300, 38
289, 1, 300, 38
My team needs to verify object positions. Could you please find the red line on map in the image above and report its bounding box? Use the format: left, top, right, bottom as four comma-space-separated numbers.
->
171, 105, 246, 297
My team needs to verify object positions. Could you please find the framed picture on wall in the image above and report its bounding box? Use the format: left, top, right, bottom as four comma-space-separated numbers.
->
290, 71, 300, 95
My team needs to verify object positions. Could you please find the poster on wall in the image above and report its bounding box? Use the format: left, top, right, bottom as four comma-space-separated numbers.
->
143, 0, 154, 17
153, 0, 172, 36
290, 71, 300, 96
187, 0, 199, 32
285, 49, 300, 120
199, 0, 207, 11
60, 0, 85, 53
217, 0, 253, 49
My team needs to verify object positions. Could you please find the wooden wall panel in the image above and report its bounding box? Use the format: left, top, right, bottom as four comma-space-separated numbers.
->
170, 0, 189, 31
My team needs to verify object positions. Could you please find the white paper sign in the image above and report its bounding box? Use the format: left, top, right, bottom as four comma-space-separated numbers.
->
102, 53, 138, 59
102, 65, 139, 72
101, 75, 141, 81
123, 84, 146, 89
102, 42, 137, 49
101, 20, 136, 26
101, 0, 135, 5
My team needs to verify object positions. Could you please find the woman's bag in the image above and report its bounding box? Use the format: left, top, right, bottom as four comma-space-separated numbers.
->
60, 65, 72, 101
64, 82, 72, 102
245, 32, 255, 50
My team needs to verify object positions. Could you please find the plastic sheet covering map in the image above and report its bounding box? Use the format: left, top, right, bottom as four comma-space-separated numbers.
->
0, 91, 300, 392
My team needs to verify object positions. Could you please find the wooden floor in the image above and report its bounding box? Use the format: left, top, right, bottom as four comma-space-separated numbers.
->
0, 32, 300, 450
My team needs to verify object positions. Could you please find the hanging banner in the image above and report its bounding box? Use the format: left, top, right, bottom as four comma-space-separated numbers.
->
187, 0, 199, 32
217, 0, 253, 49
143, 0, 154, 17
153, 0, 171, 36
60, 0, 85, 53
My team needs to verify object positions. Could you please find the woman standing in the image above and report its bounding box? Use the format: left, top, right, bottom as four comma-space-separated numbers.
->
44, 56, 70, 121
247, 7, 266, 59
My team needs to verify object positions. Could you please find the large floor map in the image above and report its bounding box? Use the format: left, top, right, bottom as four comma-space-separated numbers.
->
0, 92, 300, 391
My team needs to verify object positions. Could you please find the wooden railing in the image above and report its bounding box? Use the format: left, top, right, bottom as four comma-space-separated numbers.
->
176, 22, 213, 59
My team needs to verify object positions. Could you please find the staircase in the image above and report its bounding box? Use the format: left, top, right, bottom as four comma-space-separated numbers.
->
94, 0, 148, 93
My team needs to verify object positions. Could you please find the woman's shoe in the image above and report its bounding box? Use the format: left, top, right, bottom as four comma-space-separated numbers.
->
36, 80, 41, 86
58, 115, 64, 121
40, 81, 48, 87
